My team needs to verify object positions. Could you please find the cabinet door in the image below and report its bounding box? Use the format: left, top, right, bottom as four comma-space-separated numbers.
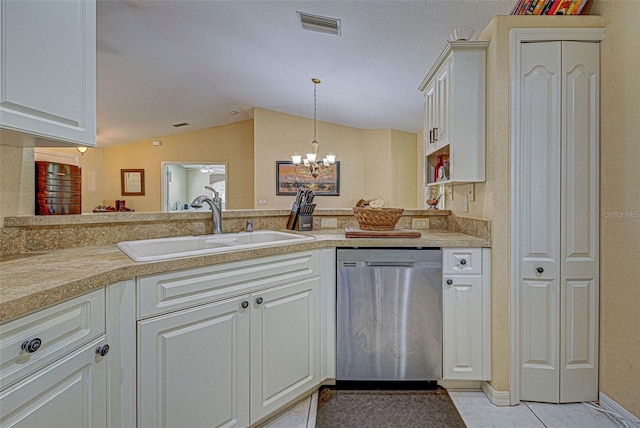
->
424, 80, 437, 153
0, 337, 108, 428
434, 59, 451, 149
443, 275, 485, 380
250, 277, 320, 424
0, 0, 96, 146
138, 297, 250, 428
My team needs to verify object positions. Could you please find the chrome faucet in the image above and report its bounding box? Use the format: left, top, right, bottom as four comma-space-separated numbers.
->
191, 186, 223, 234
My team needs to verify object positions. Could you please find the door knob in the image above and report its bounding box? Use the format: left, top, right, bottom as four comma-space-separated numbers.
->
536, 266, 544, 274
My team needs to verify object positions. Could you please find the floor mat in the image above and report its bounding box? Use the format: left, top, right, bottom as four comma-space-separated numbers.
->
315, 387, 466, 428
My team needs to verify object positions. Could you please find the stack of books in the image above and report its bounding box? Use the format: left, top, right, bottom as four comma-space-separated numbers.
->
511, 0, 588, 15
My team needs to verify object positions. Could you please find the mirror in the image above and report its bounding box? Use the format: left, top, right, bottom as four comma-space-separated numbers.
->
162, 162, 227, 212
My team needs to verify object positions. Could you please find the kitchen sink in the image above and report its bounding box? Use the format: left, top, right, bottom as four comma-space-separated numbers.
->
117, 230, 314, 262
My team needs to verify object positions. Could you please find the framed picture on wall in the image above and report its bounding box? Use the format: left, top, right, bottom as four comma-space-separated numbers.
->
276, 161, 340, 196
121, 169, 145, 196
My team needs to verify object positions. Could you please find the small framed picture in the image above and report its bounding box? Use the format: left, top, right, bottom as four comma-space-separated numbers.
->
276, 161, 340, 196
121, 169, 145, 196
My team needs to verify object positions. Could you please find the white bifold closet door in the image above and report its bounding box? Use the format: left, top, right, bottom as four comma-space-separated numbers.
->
518, 40, 599, 403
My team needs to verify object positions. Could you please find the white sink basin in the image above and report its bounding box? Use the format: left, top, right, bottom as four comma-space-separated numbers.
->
117, 230, 314, 262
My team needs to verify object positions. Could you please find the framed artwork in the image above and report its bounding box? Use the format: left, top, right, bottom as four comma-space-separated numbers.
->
121, 169, 145, 196
276, 161, 340, 196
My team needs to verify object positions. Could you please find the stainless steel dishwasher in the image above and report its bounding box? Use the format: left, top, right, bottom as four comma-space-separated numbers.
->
336, 248, 442, 382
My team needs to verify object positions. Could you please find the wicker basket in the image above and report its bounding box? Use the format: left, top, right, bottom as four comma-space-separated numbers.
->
352, 207, 404, 231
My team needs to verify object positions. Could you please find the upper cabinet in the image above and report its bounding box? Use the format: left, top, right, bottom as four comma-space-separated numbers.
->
419, 41, 488, 186
0, 0, 96, 147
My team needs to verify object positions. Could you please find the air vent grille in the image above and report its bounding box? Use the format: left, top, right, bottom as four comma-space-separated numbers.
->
172, 122, 190, 128
297, 12, 341, 36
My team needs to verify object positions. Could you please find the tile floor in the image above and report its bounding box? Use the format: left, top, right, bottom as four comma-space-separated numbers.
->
259, 390, 619, 428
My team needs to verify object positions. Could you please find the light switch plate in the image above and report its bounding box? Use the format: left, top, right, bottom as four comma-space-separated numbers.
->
320, 217, 338, 228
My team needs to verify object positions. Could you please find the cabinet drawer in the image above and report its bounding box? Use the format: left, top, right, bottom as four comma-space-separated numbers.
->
138, 251, 319, 318
443, 248, 482, 275
0, 288, 105, 390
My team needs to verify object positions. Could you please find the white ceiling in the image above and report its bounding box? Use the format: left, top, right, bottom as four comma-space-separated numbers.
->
96, 0, 514, 147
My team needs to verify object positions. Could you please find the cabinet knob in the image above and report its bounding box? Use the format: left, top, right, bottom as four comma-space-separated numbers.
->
241, 300, 249, 309
21, 338, 42, 354
95, 344, 110, 357
460, 259, 467, 266
256, 297, 264, 305
433, 127, 438, 141
536, 266, 544, 274
429, 129, 434, 144
446, 279, 453, 286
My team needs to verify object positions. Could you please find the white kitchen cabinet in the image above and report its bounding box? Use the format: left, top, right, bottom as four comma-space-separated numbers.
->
0, 289, 108, 428
442, 248, 491, 381
0, 337, 108, 428
136, 251, 321, 427
138, 295, 251, 428
0, 0, 96, 147
419, 41, 487, 187
512, 33, 601, 403
250, 277, 320, 424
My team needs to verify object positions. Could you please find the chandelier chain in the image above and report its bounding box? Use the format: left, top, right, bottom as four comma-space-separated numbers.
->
313, 81, 317, 143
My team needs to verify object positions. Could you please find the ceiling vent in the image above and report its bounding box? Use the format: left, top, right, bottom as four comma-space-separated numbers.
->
297, 12, 341, 36
172, 122, 190, 128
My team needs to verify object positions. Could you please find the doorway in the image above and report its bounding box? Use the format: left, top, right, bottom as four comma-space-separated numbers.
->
162, 162, 227, 212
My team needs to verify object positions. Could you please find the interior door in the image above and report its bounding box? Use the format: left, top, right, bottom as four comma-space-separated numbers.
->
518, 40, 600, 403
518, 41, 562, 403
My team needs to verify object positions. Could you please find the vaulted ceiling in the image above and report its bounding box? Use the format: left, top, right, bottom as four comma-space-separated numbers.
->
96, 0, 513, 147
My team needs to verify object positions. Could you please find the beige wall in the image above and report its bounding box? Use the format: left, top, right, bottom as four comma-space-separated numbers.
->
451, 15, 604, 395
590, 0, 640, 417
0, 145, 34, 225
460, 13, 640, 414
391, 129, 418, 208
253, 107, 417, 209
104, 120, 254, 211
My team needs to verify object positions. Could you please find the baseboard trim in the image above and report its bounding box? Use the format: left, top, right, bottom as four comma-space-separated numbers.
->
482, 381, 511, 406
599, 392, 639, 424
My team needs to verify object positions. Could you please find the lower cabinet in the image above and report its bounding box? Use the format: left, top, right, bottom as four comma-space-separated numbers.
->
250, 277, 320, 424
0, 288, 109, 428
138, 295, 251, 428
0, 337, 108, 428
137, 256, 320, 428
442, 248, 491, 381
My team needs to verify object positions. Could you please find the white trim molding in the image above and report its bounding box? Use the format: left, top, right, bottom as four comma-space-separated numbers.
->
599, 393, 640, 425
482, 382, 511, 407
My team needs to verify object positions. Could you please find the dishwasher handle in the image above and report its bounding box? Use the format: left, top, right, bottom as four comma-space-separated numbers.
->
365, 261, 417, 268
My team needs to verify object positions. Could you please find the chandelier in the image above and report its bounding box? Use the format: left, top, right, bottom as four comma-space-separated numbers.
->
291, 78, 336, 179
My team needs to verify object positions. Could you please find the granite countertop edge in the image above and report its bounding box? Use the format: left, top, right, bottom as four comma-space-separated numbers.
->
0, 230, 489, 323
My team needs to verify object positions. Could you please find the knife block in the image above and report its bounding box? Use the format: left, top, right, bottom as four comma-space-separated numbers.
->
296, 214, 313, 231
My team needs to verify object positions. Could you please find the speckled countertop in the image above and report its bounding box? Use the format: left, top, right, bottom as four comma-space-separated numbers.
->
0, 230, 488, 323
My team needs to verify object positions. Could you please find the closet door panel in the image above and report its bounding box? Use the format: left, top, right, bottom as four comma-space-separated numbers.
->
559, 41, 599, 403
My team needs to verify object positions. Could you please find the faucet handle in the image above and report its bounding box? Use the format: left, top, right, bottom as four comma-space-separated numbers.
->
246, 220, 253, 233
205, 185, 220, 199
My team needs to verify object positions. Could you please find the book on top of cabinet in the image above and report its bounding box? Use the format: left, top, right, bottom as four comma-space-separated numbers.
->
511, 0, 588, 14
